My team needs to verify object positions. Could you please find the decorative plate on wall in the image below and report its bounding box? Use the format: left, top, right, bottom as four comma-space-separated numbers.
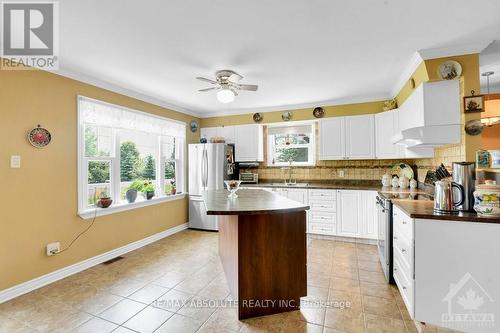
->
464, 119, 484, 136
281, 111, 292, 121
190, 120, 199, 133
437, 60, 462, 80
313, 107, 324, 118
28, 125, 51, 148
253, 112, 263, 122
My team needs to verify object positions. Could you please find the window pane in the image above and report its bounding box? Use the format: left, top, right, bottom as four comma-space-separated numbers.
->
119, 131, 157, 183
275, 147, 309, 163
162, 137, 176, 160
87, 160, 111, 205
274, 134, 310, 145
165, 160, 176, 194
84, 125, 113, 157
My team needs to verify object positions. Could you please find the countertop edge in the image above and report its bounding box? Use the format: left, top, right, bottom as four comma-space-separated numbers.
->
206, 205, 310, 216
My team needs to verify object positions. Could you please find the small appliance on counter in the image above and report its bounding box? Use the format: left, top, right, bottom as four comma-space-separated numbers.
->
452, 162, 475, 211
433, 179, 464, 213
237, 162, 260, 184
239, 172, 258, 184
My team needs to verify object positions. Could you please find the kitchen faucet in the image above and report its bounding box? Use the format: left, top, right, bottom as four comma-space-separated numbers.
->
281, 160, 296, 185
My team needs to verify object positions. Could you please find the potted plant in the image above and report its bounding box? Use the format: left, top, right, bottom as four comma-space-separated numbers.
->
97, 191, 113, 208
170, 180, 176, 195
126, 180, 143, 203
143, 181, 155, 200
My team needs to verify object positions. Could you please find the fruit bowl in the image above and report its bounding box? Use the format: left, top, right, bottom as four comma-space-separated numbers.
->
224, 180, 242, 198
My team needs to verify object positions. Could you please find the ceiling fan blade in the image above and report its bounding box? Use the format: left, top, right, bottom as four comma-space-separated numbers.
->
198, 87, 219, 92
196, 77, 218, 84
228, 72, 243, 83
237, 84, 258, 91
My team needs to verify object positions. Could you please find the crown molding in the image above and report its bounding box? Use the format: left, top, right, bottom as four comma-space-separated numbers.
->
417, 40, 493, 60
50, 67, 203, 118
390, 52, 424, 99
199, 93, 391, 118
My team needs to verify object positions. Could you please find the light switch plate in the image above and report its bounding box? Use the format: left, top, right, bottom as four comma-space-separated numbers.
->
10, 155, 21, 168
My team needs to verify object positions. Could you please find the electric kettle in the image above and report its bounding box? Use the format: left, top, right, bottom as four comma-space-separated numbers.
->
434, 179, 465, 213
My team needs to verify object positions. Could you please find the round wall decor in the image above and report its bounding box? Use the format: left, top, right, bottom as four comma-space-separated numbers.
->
464, 119, 484, 136
28, 125, 51, 148
281, 111, 292, 121
438, 60, 462, 80
313, 107, 324, 118
190, 120, 199, 133
253, 112, 263, 122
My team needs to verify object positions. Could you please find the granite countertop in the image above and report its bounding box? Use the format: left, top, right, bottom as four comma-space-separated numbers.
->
392, 200, 500, 224
204, 189, 310, 215
242, 180, 382, 191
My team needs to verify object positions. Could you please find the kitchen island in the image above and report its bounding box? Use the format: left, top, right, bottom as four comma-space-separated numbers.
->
204, 189, 310, 319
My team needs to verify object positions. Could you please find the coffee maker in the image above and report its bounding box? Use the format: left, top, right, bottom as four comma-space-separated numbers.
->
452, 162, 476, 211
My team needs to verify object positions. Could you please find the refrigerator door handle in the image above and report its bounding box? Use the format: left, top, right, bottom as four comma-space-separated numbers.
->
202, 148, 209, 189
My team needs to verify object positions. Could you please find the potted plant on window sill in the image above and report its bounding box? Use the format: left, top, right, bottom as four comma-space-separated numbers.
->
97, 192, 113, 208
170, 180, 176, 195
142, 181, 155, 200
126, 180, 143, 203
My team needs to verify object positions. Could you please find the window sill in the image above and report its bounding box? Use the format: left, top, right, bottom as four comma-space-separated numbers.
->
78, 193, 186, 220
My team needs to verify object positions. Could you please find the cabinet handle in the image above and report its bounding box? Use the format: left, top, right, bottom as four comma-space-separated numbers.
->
401, 248, 407, 253
394, 213, 397, 216
394, 267, 398, 272
394, 236, 398, 240
403, 286, 407, 291
402, 221, 407, 225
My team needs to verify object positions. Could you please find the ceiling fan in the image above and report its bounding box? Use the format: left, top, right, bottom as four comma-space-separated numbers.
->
196, 70, 258, 104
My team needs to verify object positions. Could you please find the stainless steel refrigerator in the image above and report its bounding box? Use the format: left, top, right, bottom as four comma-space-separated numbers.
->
188, 143, 235, 230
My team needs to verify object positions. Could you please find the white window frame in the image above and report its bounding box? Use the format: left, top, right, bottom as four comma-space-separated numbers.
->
77, 96, 186, 219
267, 122, 316, 167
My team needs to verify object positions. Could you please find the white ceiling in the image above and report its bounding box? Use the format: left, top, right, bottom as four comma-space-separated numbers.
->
58, 0, 500, 117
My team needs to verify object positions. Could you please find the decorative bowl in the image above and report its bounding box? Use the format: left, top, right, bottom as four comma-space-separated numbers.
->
473, 184, 500, 217
224, 180, 242, 198
97, 197, 113, 208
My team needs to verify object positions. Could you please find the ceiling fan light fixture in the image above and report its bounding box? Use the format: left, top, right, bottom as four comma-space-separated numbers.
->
217, 88, 235, 103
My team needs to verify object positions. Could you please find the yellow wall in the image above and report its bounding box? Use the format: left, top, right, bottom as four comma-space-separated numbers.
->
200, 101, 385, 127
0, 67, 199, 290
395, 62, 429, 106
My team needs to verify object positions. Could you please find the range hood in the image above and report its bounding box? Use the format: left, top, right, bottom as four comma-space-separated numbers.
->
391, 124, 461, 148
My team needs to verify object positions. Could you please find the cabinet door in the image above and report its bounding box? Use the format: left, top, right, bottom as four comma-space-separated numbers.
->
337, 190, 361, 237
375, 110, 400, 159
319, 117, 345, 160
345, 114, 375, 159
200, 127, 218, 141
218, 126, 235, 143
360, 191, 378, 239
287, 189, 308, 204
234, 124, 263, 162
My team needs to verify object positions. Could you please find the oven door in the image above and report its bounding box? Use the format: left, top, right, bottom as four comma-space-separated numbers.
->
376, 197, 390, 282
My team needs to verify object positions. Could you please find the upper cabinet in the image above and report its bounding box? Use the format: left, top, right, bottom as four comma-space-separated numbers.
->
200, 124, 263, 162
375, 109, 401, 159
234, 124, 264, 162
319, 117, 345, 160
345, 114, 375, 159
319, 114, 374, 160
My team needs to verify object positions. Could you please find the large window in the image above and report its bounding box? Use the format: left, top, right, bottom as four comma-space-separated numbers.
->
78, 96, 186, 215
267, 124, 315, 166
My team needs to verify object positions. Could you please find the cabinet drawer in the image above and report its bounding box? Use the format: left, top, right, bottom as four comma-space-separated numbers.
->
308, 222, 335, 235
309, 189, 336, 201
309, 200, 336, 211
393, 252, 414, 318
393, 240, 413, 280
393, 206, 413, 240
309, 211, 336, 224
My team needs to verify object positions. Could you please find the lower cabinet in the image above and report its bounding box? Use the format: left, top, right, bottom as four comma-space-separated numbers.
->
337, 190, 362, 237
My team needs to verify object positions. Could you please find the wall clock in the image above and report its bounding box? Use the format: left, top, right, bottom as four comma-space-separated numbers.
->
28, 125, 51, 148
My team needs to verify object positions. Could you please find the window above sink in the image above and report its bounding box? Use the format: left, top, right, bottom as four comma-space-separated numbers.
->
267, 122, 316, 167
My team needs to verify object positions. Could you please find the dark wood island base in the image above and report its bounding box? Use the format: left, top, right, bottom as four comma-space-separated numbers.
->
204, 189, 309, 319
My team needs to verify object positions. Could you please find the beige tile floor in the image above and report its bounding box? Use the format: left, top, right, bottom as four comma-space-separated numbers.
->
0, 230, 456, 333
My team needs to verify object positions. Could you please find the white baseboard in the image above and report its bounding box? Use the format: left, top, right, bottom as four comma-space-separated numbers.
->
0, 223, 188, 304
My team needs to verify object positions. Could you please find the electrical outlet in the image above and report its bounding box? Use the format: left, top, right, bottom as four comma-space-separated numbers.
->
10, 155, 21, 168
46, 242, 60, 256
338, 170, 345, 178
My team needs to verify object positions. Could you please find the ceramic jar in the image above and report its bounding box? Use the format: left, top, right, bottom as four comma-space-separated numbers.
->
399, 176, 409, 188
382, 173, 392, 187
473, 184, 500, 217
410, 178, 418, 189
392, 176, 399, 188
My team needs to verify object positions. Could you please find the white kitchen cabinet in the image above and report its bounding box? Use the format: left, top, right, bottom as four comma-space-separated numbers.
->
307, 189, 337, 235
375, 109, 401, 159
360, 191, 378, 239
319, 117, 345, 160
234, 124, 264, 162
286, 188, 308, 204
200, 126, 236, 143
319, 115, 375, 160
345, 114, 375, 159
337, 190, 362, 237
